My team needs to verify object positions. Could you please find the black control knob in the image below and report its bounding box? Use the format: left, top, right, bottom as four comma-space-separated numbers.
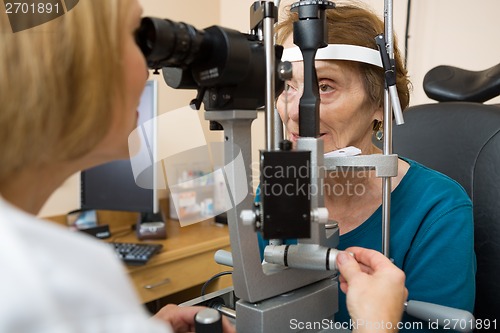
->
194, 308, 222, 333
279, 139, 293, 151
291, 0, 336, 18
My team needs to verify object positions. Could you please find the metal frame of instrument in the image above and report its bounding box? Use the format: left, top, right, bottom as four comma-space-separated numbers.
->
183, 1, 400, 332
181, 1, 474, 332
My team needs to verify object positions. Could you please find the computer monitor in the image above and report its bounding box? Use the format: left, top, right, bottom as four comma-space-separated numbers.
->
80, 80, 162, 224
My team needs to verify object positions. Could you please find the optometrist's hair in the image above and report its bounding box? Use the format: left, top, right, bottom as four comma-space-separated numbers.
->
276, 1, 411, 111
0, 0, 133, 184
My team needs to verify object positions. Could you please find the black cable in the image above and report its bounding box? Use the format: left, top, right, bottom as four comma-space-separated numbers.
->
201, 271, 233, 296
109, 226, 135, 242
404, 0, 412, 69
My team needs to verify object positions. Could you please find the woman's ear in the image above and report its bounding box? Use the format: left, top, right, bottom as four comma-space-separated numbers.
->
372, 104, 384, 124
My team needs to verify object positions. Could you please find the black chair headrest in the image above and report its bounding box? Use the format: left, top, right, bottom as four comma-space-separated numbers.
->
423, 63, 500, 103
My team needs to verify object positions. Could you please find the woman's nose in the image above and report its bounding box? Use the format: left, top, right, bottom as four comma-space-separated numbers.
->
283, 94, 300, 122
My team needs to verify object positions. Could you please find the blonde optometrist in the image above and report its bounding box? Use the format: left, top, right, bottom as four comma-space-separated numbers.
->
0, 1, 234, 332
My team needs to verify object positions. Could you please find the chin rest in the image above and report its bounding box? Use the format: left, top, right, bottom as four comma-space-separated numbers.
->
391, 102, 500, 323
423, 63, 500, 103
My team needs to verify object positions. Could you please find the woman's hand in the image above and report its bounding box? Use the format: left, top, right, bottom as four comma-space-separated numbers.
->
153, 304, 236, 333
337, 247, 408, 333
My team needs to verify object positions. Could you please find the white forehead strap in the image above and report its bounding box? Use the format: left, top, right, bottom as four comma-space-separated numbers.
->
281, 44, 383, 68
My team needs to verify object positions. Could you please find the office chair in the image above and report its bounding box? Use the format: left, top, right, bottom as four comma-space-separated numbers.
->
390, 99, 500, 326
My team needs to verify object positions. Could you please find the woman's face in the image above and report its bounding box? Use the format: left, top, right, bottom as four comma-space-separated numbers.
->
277, 36, 382, 154
95, 0, 148, 160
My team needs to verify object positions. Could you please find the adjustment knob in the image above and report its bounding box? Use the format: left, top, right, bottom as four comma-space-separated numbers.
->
278, 61, 293, 81
291, 0, 336, 10
291, 0, 335, 18
312, 207, 329, 224
240, 210, 256, 226
194, 308, 222, 333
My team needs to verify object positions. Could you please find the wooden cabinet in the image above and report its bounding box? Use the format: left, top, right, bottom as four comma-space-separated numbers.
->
46, 210, 232, 304
119, 220, 232, 303
128, 244, 231, 303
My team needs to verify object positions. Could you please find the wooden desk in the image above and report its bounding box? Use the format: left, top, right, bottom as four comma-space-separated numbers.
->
117, 219, 231, 303
46, 211, 232, 304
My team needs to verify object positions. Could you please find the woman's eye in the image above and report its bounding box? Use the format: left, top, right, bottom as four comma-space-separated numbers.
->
319, 83, 334, 93
281, 83, 297, 98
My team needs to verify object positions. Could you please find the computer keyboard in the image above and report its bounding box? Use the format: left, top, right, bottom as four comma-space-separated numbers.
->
111, 242, 163, 265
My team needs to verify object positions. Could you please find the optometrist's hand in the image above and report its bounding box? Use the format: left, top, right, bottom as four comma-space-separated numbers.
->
153, 304, 236, 333
337, 247, 408, 333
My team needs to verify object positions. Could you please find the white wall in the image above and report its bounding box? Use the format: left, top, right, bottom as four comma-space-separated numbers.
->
362, 0, 500, 106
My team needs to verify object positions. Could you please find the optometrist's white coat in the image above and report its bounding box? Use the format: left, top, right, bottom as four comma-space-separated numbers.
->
0, 196, 172, 333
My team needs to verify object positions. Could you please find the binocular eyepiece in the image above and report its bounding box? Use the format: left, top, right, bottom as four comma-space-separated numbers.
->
136, 17, 207, 69
135, 16, 284, 111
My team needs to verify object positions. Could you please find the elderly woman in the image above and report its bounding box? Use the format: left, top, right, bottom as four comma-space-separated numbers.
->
273, 2, 475, 331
